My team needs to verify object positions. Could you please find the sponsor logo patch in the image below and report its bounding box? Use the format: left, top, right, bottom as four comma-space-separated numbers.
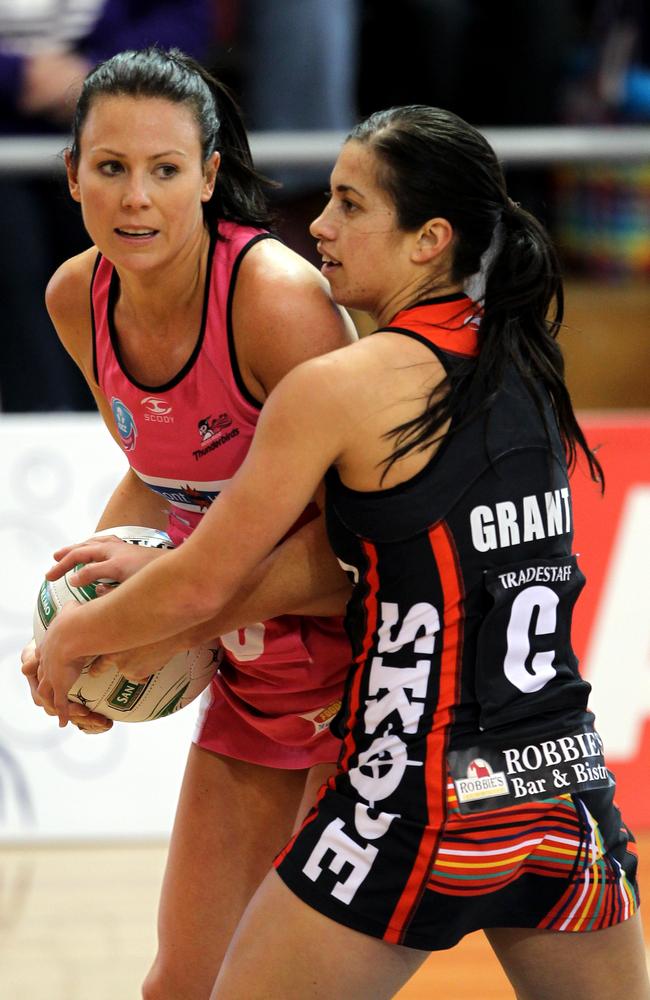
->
299, 699, 342, 735
111, 397, 137, 451
106, 676, 152, 712
454, 758, 509, 805
198, 413, 232, 442
193, 414, 240, 461
141, 396, 174, 423
448, 725, 611, 814
37, 580, 56, 628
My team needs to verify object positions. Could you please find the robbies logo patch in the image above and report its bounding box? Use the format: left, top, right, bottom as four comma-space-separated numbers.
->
454, 758, 509, 805
111, 397, 137, 451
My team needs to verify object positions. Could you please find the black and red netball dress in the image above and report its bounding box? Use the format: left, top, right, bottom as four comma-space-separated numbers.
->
276, 293, 639, 949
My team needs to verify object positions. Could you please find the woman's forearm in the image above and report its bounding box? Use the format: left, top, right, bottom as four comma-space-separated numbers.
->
152, 515, 351, 654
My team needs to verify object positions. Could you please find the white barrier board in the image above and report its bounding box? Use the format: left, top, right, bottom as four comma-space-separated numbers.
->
2, 414, 649, 838
0, 415, 198, 841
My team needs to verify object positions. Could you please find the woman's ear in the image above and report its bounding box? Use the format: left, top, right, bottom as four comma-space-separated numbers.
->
411, 217, 454, 263
64, 148, 81, 203
201, 151, 221, 203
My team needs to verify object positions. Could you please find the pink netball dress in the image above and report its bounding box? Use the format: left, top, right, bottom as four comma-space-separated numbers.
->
91, 221, 350, 766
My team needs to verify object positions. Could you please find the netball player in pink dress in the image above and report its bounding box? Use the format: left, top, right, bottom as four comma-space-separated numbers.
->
22, 47, 355, 1000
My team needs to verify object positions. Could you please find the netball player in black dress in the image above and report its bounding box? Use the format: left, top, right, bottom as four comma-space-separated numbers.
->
37, 105, 648, 999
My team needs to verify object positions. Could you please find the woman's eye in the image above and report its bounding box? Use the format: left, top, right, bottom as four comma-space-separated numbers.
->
98, 161, 123, 176
322, 189, 358, 213
157, 164, 179, 179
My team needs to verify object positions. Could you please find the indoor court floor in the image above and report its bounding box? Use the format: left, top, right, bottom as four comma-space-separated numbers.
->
1, 833, 648, 999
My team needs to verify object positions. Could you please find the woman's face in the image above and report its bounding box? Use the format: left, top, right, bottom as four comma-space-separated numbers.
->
310, 140, 417, 322
66, 95, 218, 271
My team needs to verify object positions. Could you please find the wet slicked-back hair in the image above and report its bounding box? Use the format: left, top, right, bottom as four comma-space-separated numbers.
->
349, 106, 602, 487
69, 46, 274, 231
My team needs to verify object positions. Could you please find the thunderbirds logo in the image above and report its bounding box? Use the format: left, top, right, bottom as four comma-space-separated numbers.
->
198, 413, 232, 441
194, 413, 239, 460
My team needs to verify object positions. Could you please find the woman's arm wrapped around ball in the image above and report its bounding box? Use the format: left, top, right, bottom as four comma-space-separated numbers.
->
35, 356, 350, 724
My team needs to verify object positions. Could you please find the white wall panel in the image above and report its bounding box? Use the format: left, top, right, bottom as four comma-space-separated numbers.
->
0, 415, 197, 841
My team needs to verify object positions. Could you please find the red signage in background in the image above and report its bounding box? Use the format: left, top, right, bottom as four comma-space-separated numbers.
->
570, 415, 650, 830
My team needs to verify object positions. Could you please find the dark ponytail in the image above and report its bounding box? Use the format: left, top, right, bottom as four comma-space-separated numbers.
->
478, 201, 602, 485
182, 54, 277, 230
350, 106, 603, 488
69, 46, 275, 232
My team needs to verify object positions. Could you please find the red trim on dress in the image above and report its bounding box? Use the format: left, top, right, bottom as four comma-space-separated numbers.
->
385, 521, 465, 943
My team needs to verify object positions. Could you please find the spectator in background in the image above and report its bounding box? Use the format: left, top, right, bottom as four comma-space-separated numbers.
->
557, 0, 650, 279
240, 0, 360, 262
0, 0, 212, 411
223, 1, 578, 260
358, 0, 575, 228
564, 0, 650, 122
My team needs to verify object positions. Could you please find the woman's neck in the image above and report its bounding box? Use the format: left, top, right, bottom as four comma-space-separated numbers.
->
373, 277, 464, 328
114, 225, 211, 336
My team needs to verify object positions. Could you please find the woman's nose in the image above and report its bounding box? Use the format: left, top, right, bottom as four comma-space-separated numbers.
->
121, 174, 152, 209
310, 205, 335, 239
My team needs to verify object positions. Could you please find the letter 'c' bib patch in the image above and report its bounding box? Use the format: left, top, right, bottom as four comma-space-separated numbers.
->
475, 555, 587, 730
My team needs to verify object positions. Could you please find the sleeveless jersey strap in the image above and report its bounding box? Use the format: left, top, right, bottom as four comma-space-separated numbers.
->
89, 251, 109, 386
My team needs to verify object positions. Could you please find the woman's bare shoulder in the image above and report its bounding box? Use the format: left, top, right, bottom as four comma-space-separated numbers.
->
302, 329, 447, 433
241, 236, 325, 286
45, 247, 99, 329
237, 237, 352, 326
232, 237, 357, 397
45, 247, 99, 368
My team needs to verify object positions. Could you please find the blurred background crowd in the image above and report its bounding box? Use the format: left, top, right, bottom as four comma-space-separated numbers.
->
0, 0, 648, 413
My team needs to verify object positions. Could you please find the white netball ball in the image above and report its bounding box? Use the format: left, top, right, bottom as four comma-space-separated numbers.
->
33, 525, 218, 722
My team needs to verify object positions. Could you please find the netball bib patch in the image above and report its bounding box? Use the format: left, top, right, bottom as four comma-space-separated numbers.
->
448, 724, 612, 814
